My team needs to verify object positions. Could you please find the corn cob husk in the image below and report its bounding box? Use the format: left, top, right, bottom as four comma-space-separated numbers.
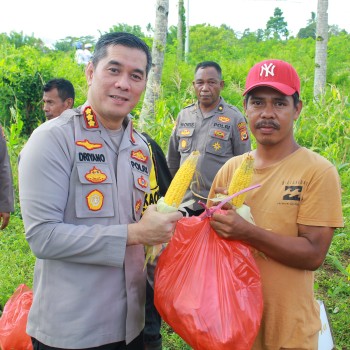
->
228, 153, 254, 208
144, 151, 200, 268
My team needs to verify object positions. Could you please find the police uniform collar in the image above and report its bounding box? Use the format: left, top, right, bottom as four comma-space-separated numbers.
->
197, 97, 225, 116
122, 115, 137, 145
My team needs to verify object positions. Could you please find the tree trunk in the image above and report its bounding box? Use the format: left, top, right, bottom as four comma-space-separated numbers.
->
314, 0, 328, 100
139, 0, 169, 129
177, 0, 185, 61
185, 0, 189, 62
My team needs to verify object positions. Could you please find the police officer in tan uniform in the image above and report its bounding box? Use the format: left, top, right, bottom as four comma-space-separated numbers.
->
0, 125, 14, 230
18, 32, 182, 350
167, 61, 251, 215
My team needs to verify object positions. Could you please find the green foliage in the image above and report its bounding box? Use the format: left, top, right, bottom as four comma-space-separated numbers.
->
106, 24, 148, 39
0, 31, 46, 50
297, 11, 317, 39
0, 23, 349, 348
0, 38, 87, 135
294, 85, 349, 165
53, 35, 96, 52
0, 216, 35, 311
266, 7, 289, 40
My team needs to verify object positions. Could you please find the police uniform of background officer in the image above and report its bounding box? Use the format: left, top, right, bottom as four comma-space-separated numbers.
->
167, 97, 251, 215
18, 105, 152, 348
0, 125, 14, 229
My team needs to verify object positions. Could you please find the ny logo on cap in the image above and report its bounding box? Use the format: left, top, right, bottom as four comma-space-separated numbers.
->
260, 63, 275, 77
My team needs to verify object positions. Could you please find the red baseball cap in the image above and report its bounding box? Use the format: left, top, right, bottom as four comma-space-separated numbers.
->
243, 59, 300, 96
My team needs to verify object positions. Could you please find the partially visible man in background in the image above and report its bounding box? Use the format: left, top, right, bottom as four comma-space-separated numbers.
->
42, 78, 75, 120
0, 125, 14, 230
75, 42, 85, 65
83, 43, 93, 65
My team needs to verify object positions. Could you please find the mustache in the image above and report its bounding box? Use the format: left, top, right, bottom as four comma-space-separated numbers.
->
255, 120, 280, 130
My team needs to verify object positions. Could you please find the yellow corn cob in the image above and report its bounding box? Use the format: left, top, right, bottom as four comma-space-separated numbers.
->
144, 150, 200, 269
228, 153, 254, 208
163, 150, 200, 208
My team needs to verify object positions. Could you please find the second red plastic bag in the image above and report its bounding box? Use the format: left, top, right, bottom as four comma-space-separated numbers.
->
154, 212, 263, 350
0, 284, 33, 350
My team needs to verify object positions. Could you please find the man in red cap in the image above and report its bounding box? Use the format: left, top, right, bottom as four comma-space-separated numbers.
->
208, 59, 344, 349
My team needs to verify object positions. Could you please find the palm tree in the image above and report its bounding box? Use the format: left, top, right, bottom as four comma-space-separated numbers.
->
139, 0, 169, 128
177, 0, 185, 61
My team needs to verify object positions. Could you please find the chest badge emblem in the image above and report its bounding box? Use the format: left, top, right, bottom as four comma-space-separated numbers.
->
85, 166, 107, 183
86, 189, 104, 211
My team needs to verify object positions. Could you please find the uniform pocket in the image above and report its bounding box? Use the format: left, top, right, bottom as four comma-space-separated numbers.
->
205, 137, 230, 156
75, 163, 115, 218
177, 127, 194, 153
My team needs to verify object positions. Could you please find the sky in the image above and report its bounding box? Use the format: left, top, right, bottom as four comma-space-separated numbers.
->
1, 0, 348, 46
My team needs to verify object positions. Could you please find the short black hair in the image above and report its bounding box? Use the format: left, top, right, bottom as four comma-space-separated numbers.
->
195, 61, 222, 79
43, 78, 75, 103
92, 32, 152, 77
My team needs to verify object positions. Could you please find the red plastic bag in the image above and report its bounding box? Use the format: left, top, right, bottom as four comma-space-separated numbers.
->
0, 284, 33, 350
154, 211, 263, 350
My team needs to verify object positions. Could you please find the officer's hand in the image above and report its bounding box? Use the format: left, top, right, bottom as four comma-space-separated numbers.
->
127, 205, 182, 246
0, 212, 10, 230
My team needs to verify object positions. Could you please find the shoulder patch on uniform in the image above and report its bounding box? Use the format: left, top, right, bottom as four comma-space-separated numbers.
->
237, 121, 249, 141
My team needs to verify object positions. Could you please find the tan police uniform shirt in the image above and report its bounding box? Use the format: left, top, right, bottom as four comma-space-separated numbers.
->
167, 98, 251, 211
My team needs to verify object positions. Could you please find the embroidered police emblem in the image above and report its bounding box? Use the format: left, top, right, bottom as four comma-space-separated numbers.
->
218, 116, 230, 123
84, 106, 99, 129
212, 141, 222, 151
237, 122, 249, 141
85, 166, 107, 183
86, 189, 104, 211
76, 139, 102, 150
137, 176, 148, 188
180, 129, 191, 136
135, 199, 142, 213
214, 130, 225, 139
131, 149, 148, 163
